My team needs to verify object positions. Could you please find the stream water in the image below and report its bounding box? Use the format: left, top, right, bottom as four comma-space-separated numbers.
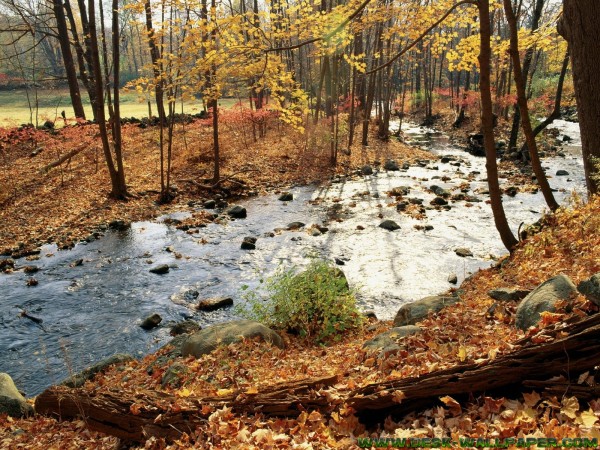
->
0, 120, 585, 396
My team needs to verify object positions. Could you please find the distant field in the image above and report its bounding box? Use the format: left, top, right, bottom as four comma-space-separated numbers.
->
0, 89, 239, 128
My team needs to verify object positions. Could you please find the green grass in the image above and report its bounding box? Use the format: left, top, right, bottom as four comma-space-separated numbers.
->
0, 88, 240, 128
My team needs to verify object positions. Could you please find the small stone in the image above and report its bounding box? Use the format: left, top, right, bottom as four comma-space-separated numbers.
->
140, 313, 162, 330
70, 259, 83, 267
556, 170, 569, 176
26, 278, 38, 286
203, 199, 216, 209
150, 264, 170, 274
241, 237, 257, 250
361, 165, 373, 175
334, 258, 345, 266
488, 288, 530, 302
384, 159, 400, 171
23, 266, 39, 274
430, 197, 448, 206
379, 220, 400, 231
287, 221, 305, 230
197, 296, 234, 311
504, 186, 518, 197
227, 205, 247, 218
170, 320, 201, 336
448, 273, 458, 284
455, 248, 473, 257
278, 192, 293, 201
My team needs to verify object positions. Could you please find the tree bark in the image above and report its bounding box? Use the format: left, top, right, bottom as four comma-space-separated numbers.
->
503, 0, 558, 211
35, 374, 340, 442
558, 0, 600, 194
478, 0, 518, 251
51, 0, 85, 119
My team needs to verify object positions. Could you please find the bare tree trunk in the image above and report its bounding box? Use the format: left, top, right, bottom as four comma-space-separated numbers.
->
478, 0, 518, 251
559, 0, 600, 194
503, 0, 558, 211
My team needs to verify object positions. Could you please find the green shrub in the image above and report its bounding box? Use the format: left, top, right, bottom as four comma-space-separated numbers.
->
238, 259, 364, 343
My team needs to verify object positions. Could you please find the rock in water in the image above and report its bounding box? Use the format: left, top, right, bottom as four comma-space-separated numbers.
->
227, 205, 247, 218
181, 320, 284, 358
140, 313, 162, 330
379, 220, 400, 231
241, 237, 257, 250
197, 296, 234, 312
455, 248, 473, 257
286, 222, 305, 230
515, 274, 577, 330
278, 192, 293, 201
361, 165, 373, 175
384, 159, 400, 171
0, 373, 33, 417
448, 273, 458, 285
150, 264, 169, 274
170, 320, 201, 336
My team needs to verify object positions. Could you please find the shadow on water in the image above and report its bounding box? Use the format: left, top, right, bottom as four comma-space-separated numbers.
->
0, 120, 586, 396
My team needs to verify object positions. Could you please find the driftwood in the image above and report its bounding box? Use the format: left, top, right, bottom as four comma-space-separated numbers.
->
35, 313, 600, 442
34, 374, 339, 442
41, 147, 86, 173
347, 313, 600, 417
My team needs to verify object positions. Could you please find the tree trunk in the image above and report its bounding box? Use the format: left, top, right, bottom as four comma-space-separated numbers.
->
558, 0, 600, 194
503, 0, 558, 211
478, 0, 518, 251
51, 0, 85, 119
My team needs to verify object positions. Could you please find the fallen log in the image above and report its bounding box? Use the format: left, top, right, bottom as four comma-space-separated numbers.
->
523, 380, 600, 401
346, 313, 600, 417
35, 313, 600, 443
41, 147, 86, 173
34, 374, 339, 442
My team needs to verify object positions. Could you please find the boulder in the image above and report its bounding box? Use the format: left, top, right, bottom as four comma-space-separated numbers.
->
394, 296, 459, 326
140, 313, 162, 330
363, 325, 422, 351
379, 220, 400, 231
0, 373, 33, 417
278, 192, 293, 201
488, 288, 530, 302
197, 296, 234, 312
384, 159, 400, 171
577, 274, 600, 306
515, 274, 577, 330
181, 320, 284, 358
150, 264, 169, 274
227, 205, 247, 218
170, 320, 201, 336
61, 354, 134, 388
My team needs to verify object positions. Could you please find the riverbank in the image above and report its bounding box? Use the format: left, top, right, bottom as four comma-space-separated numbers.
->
0, 119, 431, 258
2, 194, 599, 448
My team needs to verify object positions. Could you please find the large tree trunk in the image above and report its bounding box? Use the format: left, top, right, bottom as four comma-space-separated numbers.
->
559, 0, 600, 194
51, 0, 85, 119
478, 0, 518, 251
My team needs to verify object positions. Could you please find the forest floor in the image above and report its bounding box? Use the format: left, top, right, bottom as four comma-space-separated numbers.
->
1, 114, 600, 449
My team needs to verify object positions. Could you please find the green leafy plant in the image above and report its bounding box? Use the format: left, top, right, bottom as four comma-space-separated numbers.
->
238, 259, 364, 343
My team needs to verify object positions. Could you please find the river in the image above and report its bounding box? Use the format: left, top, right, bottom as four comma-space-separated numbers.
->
0, 120, 585, 396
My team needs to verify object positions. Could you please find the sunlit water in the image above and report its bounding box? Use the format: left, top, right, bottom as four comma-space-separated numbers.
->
0, 120, 585, 396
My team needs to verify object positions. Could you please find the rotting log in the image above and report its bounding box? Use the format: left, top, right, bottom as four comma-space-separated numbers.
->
41, 147, 86, 173
347, 313, 600, 417
35, 313, 600, 443
35, 374, 340, 442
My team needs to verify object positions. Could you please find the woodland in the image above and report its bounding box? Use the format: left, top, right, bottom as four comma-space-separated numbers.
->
0, 0, 600, 448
